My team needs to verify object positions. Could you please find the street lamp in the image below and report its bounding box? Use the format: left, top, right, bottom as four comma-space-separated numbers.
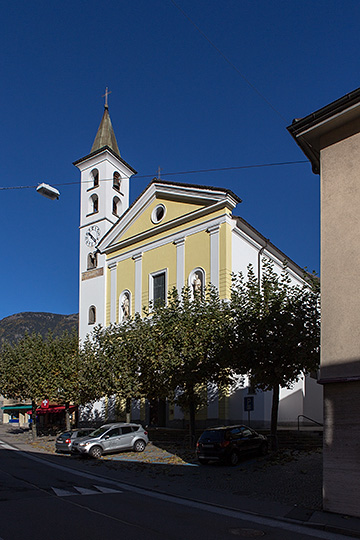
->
36, 183, 60, 200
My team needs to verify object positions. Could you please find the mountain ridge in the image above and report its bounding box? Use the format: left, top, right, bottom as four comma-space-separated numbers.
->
0, 312, 79, 344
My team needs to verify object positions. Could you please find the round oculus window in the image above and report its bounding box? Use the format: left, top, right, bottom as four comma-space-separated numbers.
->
151, 204, 166, 224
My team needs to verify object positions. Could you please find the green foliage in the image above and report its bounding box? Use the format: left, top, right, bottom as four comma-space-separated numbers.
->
230, 259, 320, 444
0, 331, 79, 404
0, 261, 320, 446
148, 286, 231, 440
78, 318, 147, 404
231, 260, 320, 389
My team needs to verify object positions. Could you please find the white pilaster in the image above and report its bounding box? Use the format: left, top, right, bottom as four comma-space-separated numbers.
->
109, 262, 117, 323
133, 253, 143, 314
207, 225, 220, 289
174, 237, 185, 292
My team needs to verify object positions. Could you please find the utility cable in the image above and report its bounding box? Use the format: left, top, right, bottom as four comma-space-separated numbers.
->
0, 160, 308, 191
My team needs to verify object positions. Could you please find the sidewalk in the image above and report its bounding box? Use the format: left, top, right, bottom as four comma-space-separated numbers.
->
1, 424, 360, 538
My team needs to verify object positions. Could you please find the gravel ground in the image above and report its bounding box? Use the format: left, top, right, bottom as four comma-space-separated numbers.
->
0, 425, 323, 511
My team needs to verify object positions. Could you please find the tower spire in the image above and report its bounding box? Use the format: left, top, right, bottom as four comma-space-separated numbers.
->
102, 87, 111, 109
91, 88, 120, 156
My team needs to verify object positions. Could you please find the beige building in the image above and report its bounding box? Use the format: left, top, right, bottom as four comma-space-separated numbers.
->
288, 88, 360, 518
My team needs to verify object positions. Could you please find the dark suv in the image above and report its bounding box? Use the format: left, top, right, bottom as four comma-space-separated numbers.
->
196, 425, 268, 466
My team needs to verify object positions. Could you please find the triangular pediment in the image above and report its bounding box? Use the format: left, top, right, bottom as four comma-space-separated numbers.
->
98, 180, 241, 254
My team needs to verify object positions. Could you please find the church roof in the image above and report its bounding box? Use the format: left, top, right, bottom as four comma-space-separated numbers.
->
90, 105, 121, 157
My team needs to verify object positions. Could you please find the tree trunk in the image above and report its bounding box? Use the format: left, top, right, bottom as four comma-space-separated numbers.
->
31, 400, 37, 441
270, 384, 280, 451
188, 396, 196, 448
126, 397, 131, 423
65, 401, 71, 431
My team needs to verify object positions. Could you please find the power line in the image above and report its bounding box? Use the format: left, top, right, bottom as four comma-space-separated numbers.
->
0, 160, 308, 191
169, 0, 287, 123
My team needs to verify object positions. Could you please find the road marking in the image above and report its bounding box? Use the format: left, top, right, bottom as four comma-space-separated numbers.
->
51, 485, 123, 497
93, 485, 123, 494
3, 446, 350, 540
0, 440, 19, 451
73, 486, 104, 496
52, 487, 77, 497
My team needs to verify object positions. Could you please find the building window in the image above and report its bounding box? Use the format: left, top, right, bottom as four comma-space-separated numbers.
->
189, 268, 205, 298
90, 194, 98, 214
113, 171, 121, 191
151, 204, 166, 224
88, 305, 96, 325
87, 252, 98, 270
153, 272, 166, 307
113, 196, 120, 216
119, 290, 131, 321
91, 168, 99, 188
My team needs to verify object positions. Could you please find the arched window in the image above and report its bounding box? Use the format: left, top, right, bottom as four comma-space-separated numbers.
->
89, 194, 98, 214
91, 169, 99, 188
113, 171, 121, 191
189, 268, 205, 298
88, 305, 96, 325
112, 196, 120, 216
87, 252, 98, 270
119, 290, 131, 321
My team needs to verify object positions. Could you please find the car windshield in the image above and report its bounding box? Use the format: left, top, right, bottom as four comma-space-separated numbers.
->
87, 426, 110, 438
77, 430, 92, 437
199, 430, 223, 442
59, 431, 71, 438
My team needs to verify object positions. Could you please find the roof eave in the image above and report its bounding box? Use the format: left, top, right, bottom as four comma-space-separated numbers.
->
287, 87, 360, 175
73, 145, 137, 174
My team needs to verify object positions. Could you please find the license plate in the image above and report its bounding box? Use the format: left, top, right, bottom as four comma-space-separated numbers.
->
203, 444, 213, 448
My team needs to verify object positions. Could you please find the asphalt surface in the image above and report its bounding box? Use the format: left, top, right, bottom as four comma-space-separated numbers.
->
0, 440, 347, 540
0, 425, 360, 538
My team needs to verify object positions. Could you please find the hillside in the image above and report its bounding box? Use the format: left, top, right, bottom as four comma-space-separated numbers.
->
0, 312, 79, 344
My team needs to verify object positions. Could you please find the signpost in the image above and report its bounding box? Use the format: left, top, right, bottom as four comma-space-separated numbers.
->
244, 396, 254, 426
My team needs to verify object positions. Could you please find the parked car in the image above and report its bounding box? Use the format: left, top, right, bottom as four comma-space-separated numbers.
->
71, 422, 149, 458
196, 425, 268, 466
55, 428, 95, 453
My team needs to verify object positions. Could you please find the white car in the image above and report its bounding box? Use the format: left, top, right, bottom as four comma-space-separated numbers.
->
71, 422, 149, 458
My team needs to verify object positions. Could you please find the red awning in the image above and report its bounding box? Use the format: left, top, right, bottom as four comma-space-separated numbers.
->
26, 405, 77, 415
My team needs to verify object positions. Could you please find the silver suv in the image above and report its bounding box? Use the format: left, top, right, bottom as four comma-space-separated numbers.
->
71, 422, 149, 458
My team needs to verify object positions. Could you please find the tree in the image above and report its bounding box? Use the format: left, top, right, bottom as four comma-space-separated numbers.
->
0, 331, 80, 436
230, 260, 320, 450
149, 286, 232, 444
78, 316, 162, 421
45, 331, 80, 430
0, 333, 54, 439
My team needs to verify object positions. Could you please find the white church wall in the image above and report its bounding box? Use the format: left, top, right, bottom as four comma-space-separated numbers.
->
278, 379, 304, 424
304, 376, 323, 424
231, 229, 258, 277
207, 383, 219, 419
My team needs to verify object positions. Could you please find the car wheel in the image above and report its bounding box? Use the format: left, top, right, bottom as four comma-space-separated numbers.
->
228, 450, 239, 466
259, 442, 268, 456
89, 445, 102, 459
198, 458, 209, 465
133, 439, 146, 452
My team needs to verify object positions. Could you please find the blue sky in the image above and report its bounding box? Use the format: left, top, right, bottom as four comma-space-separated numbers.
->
1, 0, 359, 320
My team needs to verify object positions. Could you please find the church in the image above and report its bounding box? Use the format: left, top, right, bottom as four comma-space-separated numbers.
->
75, 101, 322, 428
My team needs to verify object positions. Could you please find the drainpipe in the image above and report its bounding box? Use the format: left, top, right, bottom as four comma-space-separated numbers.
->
258, 239, 269, 286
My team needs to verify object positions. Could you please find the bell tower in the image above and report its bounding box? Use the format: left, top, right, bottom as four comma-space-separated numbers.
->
74, 94, 137, 341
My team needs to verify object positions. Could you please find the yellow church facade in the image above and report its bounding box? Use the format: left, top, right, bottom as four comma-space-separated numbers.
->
76, 104, 322, 428
100, 180, 239, 327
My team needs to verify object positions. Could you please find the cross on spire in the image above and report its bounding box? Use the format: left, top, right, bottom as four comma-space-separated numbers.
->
102, 87, 112, 109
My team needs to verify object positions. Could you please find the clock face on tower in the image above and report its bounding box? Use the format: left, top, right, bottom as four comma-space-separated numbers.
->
85, 225, 101, 247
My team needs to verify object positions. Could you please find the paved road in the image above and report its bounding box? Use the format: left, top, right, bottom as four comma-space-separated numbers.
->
0, 440, 351, 540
